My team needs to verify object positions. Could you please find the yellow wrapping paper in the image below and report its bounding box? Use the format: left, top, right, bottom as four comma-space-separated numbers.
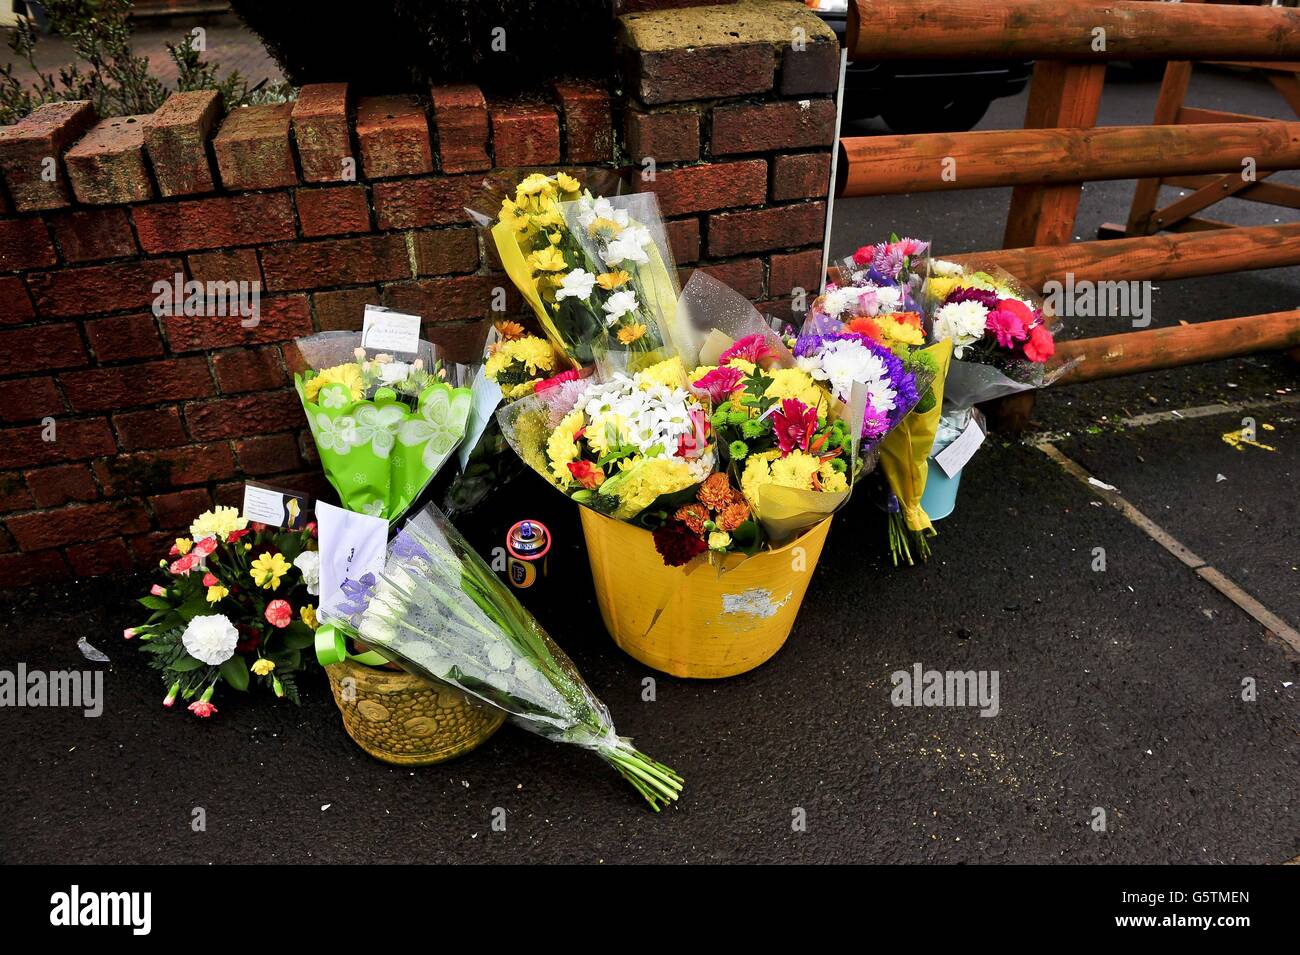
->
491, 219, 579, 369
878, 339, 953, 534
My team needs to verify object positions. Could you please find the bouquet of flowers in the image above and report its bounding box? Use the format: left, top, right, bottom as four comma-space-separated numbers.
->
124, 507, 320, 716
498, 355, 715, 523
291, 331, 473, 522
473, 173, 680, 370
317, 501, 683, 811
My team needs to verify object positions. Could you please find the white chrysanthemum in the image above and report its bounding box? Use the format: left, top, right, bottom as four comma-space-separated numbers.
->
555, 268, 596, 301
929, 258, 964, 277
181, 614, 239, 666
933, 300, 990, 357
798, 338, 894, 407
293, 550, 320, 596
820, 285, 861, 318
189, 505, 247, 543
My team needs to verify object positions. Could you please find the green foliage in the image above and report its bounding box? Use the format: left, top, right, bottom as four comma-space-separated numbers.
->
0, 0, 288, 125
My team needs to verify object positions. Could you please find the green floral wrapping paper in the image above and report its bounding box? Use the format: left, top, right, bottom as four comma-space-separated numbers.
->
296, 376, 472, 522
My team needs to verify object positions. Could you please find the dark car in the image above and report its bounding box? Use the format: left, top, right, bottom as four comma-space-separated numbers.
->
812, 0, 1032, 133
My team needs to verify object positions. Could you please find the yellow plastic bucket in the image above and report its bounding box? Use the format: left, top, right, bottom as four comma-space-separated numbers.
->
579, 509, 833, 678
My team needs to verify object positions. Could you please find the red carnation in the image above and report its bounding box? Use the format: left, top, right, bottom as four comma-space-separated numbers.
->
192, 537, 217, 557
202, 572, 219, 587
1024, 323, 1056, 363
567, 459, 605, 490
227, 528, 251, 542
168, 553, 199, 576
264, 599, 292, 629
652, 521, 708, 568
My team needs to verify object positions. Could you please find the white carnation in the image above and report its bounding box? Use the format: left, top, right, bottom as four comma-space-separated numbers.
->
555, 268, 596, 301
181, 614, 239, 666
602, 289, 639, 325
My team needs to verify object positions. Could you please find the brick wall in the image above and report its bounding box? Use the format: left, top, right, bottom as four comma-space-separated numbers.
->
0, 0, 837, 586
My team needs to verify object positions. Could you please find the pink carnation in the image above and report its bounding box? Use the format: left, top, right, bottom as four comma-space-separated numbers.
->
264, 599, 293, 629
691, 366, 744, 403
188, 700, 217, 718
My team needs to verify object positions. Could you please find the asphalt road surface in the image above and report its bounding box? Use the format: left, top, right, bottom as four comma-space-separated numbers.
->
2, 65, 1296, 864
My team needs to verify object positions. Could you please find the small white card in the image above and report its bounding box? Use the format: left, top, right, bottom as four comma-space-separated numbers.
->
316, 501, 389, 623
934, 415, 986, 478
458, 373, 504, 471
361, 305, 421, 355
242, 482, 309, 529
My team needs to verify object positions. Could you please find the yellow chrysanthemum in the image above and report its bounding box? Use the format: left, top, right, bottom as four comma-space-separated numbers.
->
617, 323, 647, 345
586, 217, 623, 237
528, 246, 568, 273
722, 357, 756, 376
554, 172, 581, 194
545, 410, 585, 484
250, 552, 291, 590
637, 356, 687, 391
596, 271, 630, 290
251, 658, 276, 676
609, 457, 694, 519
189, 506, 247, 543
503, 381, 538, 400
173, 537, 193, 556
205, 584, 228, 603
585, 411, 629, 456
300, 604, 318, 630
303, 362, 365, 403
765, 368, 826, 411
876, 316, 925, 346
485, 335, 556, 382
516, 173, 555, 198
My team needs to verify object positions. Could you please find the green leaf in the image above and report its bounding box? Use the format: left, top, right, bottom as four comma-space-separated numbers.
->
280, 622, 315, 650
220, 655, 250, 692
139, 595, 171, 610
170, 654, 206, 672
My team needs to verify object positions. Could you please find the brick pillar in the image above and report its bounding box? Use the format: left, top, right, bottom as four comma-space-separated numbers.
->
617, 0, 839, 319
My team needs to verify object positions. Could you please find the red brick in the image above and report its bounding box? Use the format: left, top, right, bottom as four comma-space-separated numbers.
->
647, 159, 767, 217
235, 432, 301, 475
261, 235, 411, 291
184, 390, 301, 441
46, 207, 136, 262
0, 377, 65, 422
66, 537, 134, 576
0, 472, 31, 513
489, 101, 560, 166
0, 417, 116, 469
128, 529, 182, 564
7, 499, 150, 550
355, 96, 433, 179
296, 185, 371, 237
0, 217, 56, 271
684, 257, 765, 300
112, 406, 189, 451
711, 99, 837, 155
769, 248, 824, 297
148, 487, 211, 529
772, 152, 832, 201
411, 228, 479, 276
780, 39, 840, 96
188, 248, 262, 287
213, 346, 286, 393
291, 83, 352, 183
707, 201, 826, 257
133, 193, 295, 253
94, 443, 235, 495
0, 276, 35, 324
64, 114, 154, 204
553, 80, 613, 163
0, 324, 87, 375
382, 275, 495, 322
665, 216, 700, 264
213, 103, 297, 190
423, 318, 492, 364
0, 101, 97, 211
624, 106, 699, 163
162, 294, 310, 351
429, 84, 491, 173
623, 41, 773, 106
27, 257, 184, 317
144, 90, 223, 197
312, 287, 375, 331
85, 313, 164, 362
61, 356, 213, 413
0, 549, 70, 587
25, 462, 99, 507
372, 175, 480, 230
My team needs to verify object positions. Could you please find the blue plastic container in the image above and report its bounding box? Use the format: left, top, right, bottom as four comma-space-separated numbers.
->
920, 458, 962, 521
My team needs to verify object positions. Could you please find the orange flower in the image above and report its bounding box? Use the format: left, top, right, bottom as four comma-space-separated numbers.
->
617, 323, 647, 345
566, 460, 605, 490
495, 320, 525, 341
674, 503, 709, 536
596, 271, 630, 290
716, 500, 751, 533
844, 315, 886, 342
697, 472, 736, 511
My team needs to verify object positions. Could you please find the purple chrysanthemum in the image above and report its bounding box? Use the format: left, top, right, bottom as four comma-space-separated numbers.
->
944, 286, 1000, 310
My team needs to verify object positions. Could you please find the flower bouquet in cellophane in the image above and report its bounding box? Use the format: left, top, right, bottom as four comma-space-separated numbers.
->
290, 331, 473, 522
123, 507, 321, 716
316, 501, 683, 810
